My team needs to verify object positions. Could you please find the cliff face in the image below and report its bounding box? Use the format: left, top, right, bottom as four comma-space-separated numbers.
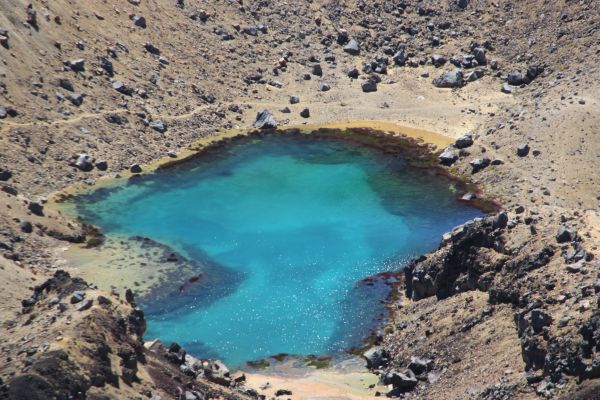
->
0, 0, 599, 399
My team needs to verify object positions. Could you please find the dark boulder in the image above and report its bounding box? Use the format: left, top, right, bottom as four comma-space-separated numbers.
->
470, 158, 490, 173
68, 59, 85, 72
438, 148, 458, 165
300, 108, 310, 118
28, 201, 44, 216
132, 15, 146, 28
0, 167, 12, 181
455, 134, 473, 149
517, 144, 530, 157
407, 357, 432, 375
361, 79, 377, 93
556, 226, 575, 243
75, 153, 94, 171
130, 164, 142, 173
431, 54, 447, 67
69, 93, 85, 106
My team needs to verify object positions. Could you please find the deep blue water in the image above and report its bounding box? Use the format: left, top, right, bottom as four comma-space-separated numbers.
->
71, 134, 481, 367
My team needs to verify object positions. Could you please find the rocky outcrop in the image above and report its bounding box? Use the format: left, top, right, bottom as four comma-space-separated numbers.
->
2, 271, 251, 400
389, 210, 600, 397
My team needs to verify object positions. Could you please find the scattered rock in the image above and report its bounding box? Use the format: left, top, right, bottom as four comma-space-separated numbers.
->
343, 39, 360, 55
289, 95, 300, 104
501, 82, 513, 94
319, 83, 331, 91
70, 290, 85, 304
20, 221, 33, 233
69, 93, 85, 106
130, 164, 142, 173
68, 59, 85, 72
300, 108, 310, 118
113, 80, 133, 96
132, 15, 146, 28
556, 226, 575, 243
0, 167, 12, 181
95, 160, 108, 171
28, 201, 44, 216
75, 153, 94, 172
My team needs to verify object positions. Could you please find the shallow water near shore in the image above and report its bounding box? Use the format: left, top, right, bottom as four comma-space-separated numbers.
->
67, 132, 482, 367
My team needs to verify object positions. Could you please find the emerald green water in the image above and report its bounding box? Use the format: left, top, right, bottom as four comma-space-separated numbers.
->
71, 133, 481, 367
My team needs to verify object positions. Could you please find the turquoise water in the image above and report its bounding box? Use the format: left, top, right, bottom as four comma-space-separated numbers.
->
72, 133, 481, 367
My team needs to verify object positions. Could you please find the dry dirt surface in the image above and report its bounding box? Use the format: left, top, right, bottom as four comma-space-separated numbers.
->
1, 0, 599, 399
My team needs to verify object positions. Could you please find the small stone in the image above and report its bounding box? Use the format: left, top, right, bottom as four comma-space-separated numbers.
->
130, 163, 142, 173
300, 108, 310, 118
289, 95, 300, 104
319, 83, 331, 91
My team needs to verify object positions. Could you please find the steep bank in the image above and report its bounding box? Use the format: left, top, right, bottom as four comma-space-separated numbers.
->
1, 0, 599, 399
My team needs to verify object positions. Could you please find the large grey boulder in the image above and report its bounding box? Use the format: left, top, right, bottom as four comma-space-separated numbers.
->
253, 109, 277, 129
432, 69, 464, 88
